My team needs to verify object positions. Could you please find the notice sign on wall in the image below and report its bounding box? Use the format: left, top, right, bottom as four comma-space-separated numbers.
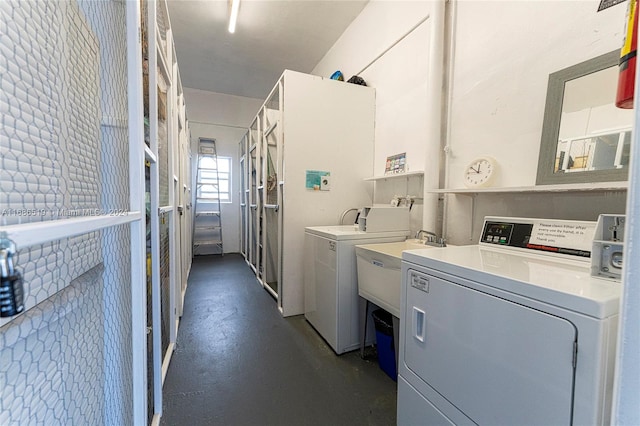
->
385, 153, 406, 175
305, 170, 330, 190
529, 220, 597, 252
598, 0, 626, 12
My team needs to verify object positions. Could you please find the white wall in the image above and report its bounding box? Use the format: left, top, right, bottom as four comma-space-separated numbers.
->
444, 1, 628, 244
184, 87, 263, 127
447, 1, 626, 190
312, 0, 627, 244
184, 88, 263, 253
312, 0, 443, 234
314, 1, 433, 176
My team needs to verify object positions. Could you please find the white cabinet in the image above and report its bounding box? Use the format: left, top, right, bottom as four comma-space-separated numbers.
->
304, 228, 406, 353
241, 70, 376, 316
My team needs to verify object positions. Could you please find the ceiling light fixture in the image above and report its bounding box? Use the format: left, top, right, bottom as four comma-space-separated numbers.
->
228, 0, 240, 33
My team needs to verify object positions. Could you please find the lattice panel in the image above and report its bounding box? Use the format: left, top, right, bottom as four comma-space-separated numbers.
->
160, 214, 171, 356
156, 0, 169, 56
0, 1, 134, 424
158, 75, 170, 208
0, 0, 65, 223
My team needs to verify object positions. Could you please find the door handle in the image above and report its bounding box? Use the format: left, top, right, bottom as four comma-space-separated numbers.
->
412, 307, 426, 343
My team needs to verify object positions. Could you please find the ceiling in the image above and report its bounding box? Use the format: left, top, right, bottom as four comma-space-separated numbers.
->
166, 0, 369, 100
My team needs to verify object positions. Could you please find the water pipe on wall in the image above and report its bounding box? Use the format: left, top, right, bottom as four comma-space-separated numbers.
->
440, 0, 458, 243
422, 0, 446, 233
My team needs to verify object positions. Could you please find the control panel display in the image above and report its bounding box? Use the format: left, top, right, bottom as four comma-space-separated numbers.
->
482, 223, 515, 245
481, 218, 592, 258
482, 222, 532, 248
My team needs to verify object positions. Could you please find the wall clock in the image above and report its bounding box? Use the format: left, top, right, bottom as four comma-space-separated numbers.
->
464, 156, 497, 188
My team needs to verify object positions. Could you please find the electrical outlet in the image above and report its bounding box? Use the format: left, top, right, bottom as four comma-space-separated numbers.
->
320, 175, 331, 191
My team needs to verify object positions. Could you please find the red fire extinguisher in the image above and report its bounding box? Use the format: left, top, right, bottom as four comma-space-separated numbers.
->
616, 0, 638, 109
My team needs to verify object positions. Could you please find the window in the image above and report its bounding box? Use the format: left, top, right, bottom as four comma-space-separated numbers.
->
197, 156, 232, 203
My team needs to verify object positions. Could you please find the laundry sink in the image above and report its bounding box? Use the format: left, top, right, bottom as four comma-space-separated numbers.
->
355, 240, 435, 317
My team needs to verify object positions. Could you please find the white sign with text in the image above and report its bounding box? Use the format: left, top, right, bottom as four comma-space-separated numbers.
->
529, 220, 597, 251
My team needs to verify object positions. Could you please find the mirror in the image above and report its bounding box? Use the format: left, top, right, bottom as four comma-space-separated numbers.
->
536, 50, 634, 185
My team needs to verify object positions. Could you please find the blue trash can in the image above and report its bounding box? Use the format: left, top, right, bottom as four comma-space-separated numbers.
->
372, 309, 396, 381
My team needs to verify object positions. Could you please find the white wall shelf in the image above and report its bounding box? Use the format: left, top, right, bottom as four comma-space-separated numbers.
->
440, 181, 628, 245
364, 171, 424, 181
431, 181, 628, 195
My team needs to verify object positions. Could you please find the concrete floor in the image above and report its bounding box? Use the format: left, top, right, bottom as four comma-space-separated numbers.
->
160, 254, 397, 426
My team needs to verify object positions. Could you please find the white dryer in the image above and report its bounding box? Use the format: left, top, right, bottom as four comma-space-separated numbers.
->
304, 225, 408, 354
398, 217, 621, 425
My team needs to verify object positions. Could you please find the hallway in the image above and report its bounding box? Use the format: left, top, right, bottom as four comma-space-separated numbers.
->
160, 254, 397, 426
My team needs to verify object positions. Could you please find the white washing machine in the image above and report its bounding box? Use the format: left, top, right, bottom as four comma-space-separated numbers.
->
304, 225, 408, 354
398, 217, 622, 425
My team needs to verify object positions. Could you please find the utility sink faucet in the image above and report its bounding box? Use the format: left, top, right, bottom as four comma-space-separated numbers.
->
415, 230, 447, 247
415, 230, 437, 241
